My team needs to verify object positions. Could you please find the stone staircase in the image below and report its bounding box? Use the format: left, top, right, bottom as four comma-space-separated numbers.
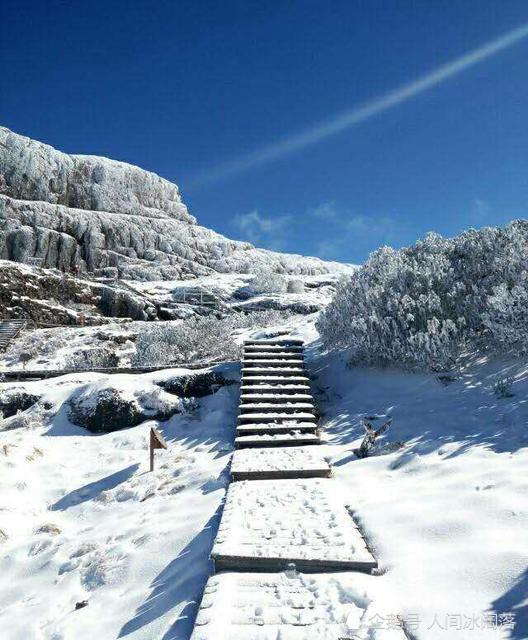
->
0, 319, 25, 351
189, 337, 409, 639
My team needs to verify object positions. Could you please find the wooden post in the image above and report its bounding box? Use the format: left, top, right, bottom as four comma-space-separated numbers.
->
149, 427, 168, 471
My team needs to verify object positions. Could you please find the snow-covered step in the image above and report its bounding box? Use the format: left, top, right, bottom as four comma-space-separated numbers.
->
244, 343, 303, 350
242, 365, 305, 373
238, 402, 315, 412
240, 393, 314, 403
240, 384, 311, 394
211, 479, 376, 572
0, 320, 25, 351
231, 446, 331, 481
244, 338, 303, 346
190, 572, 407, 640
242, 371, 307, 379
244, 351, 304, 362
238, 412, 317, 424
242, 375, 310, 384
242, 359, 305, 367
243, 349, 303, 356
236, 422, 318, 436
235, 432, 320, 448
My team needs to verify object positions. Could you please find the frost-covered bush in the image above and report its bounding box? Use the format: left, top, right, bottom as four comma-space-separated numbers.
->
132, 310, 294, 366
64, 347, 119, 370
250, 270, 287, 294
318, 222, 528, 370
493, 376, 514, 399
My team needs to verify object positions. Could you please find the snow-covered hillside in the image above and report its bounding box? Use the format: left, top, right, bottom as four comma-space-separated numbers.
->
1, 305, 526, 639
0, 127, 349, 280
306, 345, 527, 640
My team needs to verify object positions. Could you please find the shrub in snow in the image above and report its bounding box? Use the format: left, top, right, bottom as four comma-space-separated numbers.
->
64, 347, 119, 370
132, 310, 293, 366
249, 269, 287, 294
318, 222, 528, 370
493, 376, 514, 399
1, 409, 41, 431
287, 279, 305, 294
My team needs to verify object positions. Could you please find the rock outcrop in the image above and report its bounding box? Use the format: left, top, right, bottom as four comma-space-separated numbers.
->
0, 127, 346, 280
0, 260, 157, 324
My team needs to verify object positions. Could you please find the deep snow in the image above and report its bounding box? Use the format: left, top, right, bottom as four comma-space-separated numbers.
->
1, 310, 527, 639
0, 368, 239, 640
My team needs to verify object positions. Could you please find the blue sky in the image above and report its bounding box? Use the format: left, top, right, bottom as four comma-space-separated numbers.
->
2, 1, 528, 264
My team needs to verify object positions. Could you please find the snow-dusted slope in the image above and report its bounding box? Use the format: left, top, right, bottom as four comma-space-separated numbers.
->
0, 128, 348, 280
0, 367, 239, 640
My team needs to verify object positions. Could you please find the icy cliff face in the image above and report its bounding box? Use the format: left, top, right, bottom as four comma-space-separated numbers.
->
0, 127, 194, 222
0, 128, 346, 279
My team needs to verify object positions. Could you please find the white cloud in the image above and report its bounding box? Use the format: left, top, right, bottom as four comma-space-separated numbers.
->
469, 198, 491, 227
310, 202, 339, 220
232, 209, 293, 249
188, 22, 528, 187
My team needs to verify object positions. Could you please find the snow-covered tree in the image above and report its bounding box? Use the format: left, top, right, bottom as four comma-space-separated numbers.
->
318, 221, 528, 370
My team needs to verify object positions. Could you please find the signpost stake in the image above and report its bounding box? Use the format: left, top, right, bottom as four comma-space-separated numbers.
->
149, 427, 168, 471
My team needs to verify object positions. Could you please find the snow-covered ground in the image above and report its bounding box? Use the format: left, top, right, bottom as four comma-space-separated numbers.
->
304, 340, 528, 639
0, 368, 239, 640
1, 302, 527, 639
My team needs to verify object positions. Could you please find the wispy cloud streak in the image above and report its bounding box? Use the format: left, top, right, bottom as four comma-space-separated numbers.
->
188, 22, 528, 187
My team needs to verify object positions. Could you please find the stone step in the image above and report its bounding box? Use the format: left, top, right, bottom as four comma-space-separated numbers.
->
242, 376, 310, 384
238, 402, 315, 412
231, 446, 331, 481
238, 412, 317, 424
242, 367, 308, 382
234, 432, 321, 448
244, 344, 303, 351
240, 393, 314, 403
242, 366, 305, 374
242, 351, 303, 359
242, 359, 304, 367
244, 339, 303, 346
191, 572, 408, 640
236, 422, 318, 436
211, 479, 377, 573
240, 384, 311, 394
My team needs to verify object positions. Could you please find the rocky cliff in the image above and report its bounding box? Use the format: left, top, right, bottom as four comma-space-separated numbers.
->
0, 127, 344, 280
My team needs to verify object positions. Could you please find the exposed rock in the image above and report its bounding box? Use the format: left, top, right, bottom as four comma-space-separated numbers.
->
0, 260, 157, 324
68, 387, 175, 433
0, 127, 348, 280
35, 523, 61, 535
159, 370, 234, 397
0, 126, 194, 223
0, 389, 41, 418
231, 297, 323, 314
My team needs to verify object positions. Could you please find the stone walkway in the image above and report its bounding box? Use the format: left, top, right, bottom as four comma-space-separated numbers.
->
190, 338, 408, 639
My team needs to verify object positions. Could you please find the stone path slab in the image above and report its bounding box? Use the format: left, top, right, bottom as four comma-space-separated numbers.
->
191, 571, 407, 640
231, 446, 331, 480
211, 479, 376, 572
